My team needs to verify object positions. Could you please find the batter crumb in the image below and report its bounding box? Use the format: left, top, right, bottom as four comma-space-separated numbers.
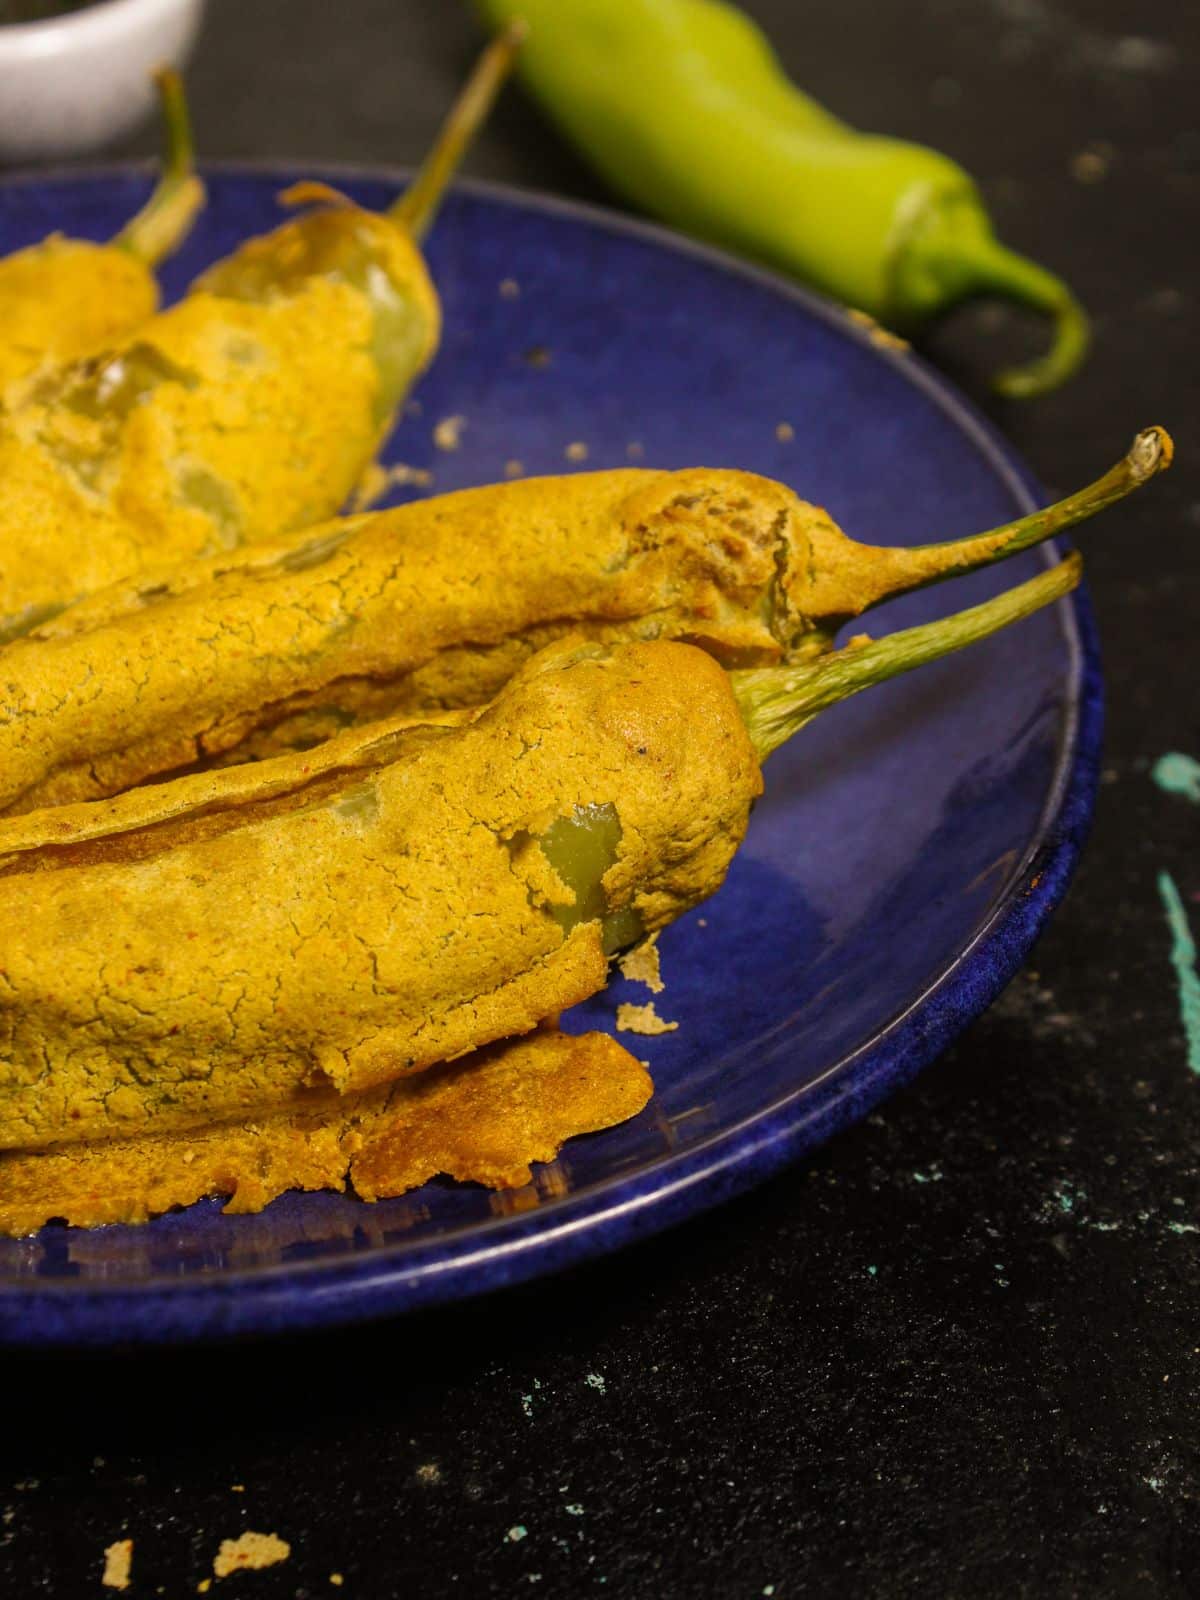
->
432, 414, 466, 451
564, 441, 589, 463
774, 421, 794, 442
504, 459, 524, 478
213, 1531, 291, 1579
102, 1539, 133, 1591
616, 1001, 678, 1036
499, 277, 520, 299
350, 461, 434, 513
846, 307, 910, 351
1071, 142, 1113, 184
619, 934, 663, 994
330, 1576, 344, 1588
625, 441, 645, 460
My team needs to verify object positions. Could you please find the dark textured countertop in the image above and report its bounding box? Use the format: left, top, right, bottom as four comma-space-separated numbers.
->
3, 1, 1199, 1594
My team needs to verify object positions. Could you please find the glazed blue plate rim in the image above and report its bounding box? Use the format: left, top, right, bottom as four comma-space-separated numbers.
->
0, 165, 1102, 1346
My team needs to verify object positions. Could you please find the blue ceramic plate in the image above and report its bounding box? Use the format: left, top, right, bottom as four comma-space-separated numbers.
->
0, 167, 1100, 1346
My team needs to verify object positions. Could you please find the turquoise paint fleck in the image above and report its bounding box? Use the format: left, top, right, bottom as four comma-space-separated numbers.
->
564, 1503, 585, 1517
1054, 1185, 1079, 1214
1158, 870, 1200, 1073
866, 1265, 877, 1277
506, 1525, 528, 1543
1152, 751, 1200, 804
585, 1372, 606, 1393
1167, 1221, 1199, 1235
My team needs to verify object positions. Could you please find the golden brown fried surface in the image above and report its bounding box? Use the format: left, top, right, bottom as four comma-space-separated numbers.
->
0, 208, 438, 637
0, 638, 758, 1150
0, 1030, 652, 1236
0, 466, 826, 814
0, 238, 158, 393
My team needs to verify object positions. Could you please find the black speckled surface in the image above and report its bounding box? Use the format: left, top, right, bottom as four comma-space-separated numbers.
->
2, 1, 1199, 1593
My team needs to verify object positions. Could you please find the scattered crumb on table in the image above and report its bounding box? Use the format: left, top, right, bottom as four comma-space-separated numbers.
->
433, 415, 466, 452
565, 441, 589, 462
1071, 142, 1113, 183
499, 277, 521, 298
102, 1539, 133, 1591
213, 1531, 291, 1579
330, 1576, 344, 1588
504, 459, 524, 478
775, 421, 794, 442
616, 1001, 678, 1036
625, 441, 644, 460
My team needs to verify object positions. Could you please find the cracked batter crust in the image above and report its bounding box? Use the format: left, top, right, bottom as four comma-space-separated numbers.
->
0, 466, 835, 814
0, 638, 760, 1151
0, 205, 438, 635
0, 1030, 653, 1236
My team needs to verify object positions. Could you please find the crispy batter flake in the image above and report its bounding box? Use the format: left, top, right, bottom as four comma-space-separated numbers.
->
0, 1032, 652, 1236
615, 1001, 678, 1036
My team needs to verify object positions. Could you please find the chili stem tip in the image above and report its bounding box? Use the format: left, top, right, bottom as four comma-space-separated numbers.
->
733, 553, 1082, 762
392, 23, 526, 240
115, 65, 204, 267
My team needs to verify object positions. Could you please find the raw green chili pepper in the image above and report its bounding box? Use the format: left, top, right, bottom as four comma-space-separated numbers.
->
0, 69, 203, 394
475, 0, 1089, 397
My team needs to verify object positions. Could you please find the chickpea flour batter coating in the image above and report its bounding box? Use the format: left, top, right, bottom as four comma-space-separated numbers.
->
0, 28, 523, 642
0, 430, 1170, 816
0, 557, 1079, 1159
0, 1030, 653, 1236
0, 71, 203, 396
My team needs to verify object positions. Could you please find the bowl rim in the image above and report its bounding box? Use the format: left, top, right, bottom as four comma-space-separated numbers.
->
0, 0, 196, 55
0, 164, 1103, 1346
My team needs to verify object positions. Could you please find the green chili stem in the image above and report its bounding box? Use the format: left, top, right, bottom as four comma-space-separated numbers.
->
114, 68, 205, 267
733, 553, 1082, 762
392, 21, 526, 241
848, 427, 1172, 611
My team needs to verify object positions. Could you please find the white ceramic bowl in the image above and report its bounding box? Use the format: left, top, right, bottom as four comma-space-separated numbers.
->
0, 0, 204, 163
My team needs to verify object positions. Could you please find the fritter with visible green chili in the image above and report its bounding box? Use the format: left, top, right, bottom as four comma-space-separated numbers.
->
0, 28, 522, 641
0, 430, 1170, 815
0, 70, 202, 395
0, 554, 1079, 1157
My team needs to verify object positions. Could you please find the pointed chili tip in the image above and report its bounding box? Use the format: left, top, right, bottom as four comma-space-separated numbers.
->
1128, 426, 1174, 482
